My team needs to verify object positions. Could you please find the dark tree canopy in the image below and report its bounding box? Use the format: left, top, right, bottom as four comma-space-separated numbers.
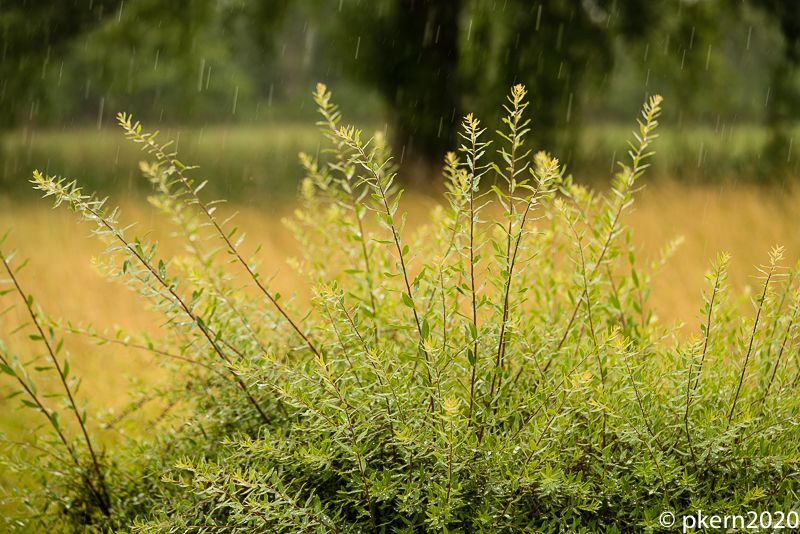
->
0, 0, 798, 174
0, 0, 123, 125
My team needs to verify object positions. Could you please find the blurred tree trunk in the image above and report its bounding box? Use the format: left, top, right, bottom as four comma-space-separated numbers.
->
385, 0, 461, 178
336, 0, 462, 181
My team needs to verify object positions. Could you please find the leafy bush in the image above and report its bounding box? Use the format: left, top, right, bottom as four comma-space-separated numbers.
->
2, 84, 800, 532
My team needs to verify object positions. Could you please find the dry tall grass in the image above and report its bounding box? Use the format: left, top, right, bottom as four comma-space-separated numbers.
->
631, 182, 800, 326
1, 181, 798, 438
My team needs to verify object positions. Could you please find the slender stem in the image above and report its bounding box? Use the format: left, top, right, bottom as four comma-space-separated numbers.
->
0, 358, 61, 439
123, 119, 322, 359
83, 200, 271, 424
1, 252, 111, 514
316, 352, 378, 533
555, 98, 661, 351
63, 326, 228, 379
481, 185, 544, 443
683, 344, 700, 467
349, 141, 437, 413
315, 86, 380, 343
727, 267, 774, 428
623, 355, 664, 453
465, 122, 481, 427
605, 264, 628, 331
691, 268, 723, 393
759, 297, 798, 411
683, 265, 725, 464
334, 295, 406, 427
348, 193, 380, 345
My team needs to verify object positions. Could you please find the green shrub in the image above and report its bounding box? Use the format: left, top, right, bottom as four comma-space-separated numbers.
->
2, 83, 800, 532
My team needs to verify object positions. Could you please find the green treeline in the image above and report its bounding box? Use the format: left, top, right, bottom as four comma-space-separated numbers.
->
1, 0, 798, 175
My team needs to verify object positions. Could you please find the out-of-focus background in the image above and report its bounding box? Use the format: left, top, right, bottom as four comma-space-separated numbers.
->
0, 0, 799, 477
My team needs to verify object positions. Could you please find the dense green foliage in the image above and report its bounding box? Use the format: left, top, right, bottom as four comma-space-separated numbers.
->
2, 85, 800, 532
2, 0, 799, 170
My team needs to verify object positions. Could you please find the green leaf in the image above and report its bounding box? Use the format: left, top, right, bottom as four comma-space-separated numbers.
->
0, 362, 15, 376
468, 322, 478, 341
401, 293, 414, 308
421, 318, 430, 340
49, 411, 60, 431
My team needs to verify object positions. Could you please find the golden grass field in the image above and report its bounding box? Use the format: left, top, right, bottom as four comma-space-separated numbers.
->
2, 180, 799, 403
0, 180, 798, 502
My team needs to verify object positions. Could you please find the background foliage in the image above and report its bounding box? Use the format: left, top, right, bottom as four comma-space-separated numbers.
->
1, 85, 800, 532
1, 0, 799, 178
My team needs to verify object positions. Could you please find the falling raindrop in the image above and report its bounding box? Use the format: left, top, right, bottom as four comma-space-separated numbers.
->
705, 45, 712, 70
697, 141, 704, 168
556, 23, 564, 50
765, 87, 770, 108
198, 58, 206, 92
565, 93, 573, 123
127, 53, 135, 93
788, 138, 793, 163
355, 36, 361, 60
97, 97, 104, 129
746, 26, 752, 50
40, 46, 50, 80
232, 86, 239, 115
535, 5, 542, 31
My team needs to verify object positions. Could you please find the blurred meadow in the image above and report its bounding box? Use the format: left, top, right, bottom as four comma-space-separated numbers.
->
1, 0, 800, 517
